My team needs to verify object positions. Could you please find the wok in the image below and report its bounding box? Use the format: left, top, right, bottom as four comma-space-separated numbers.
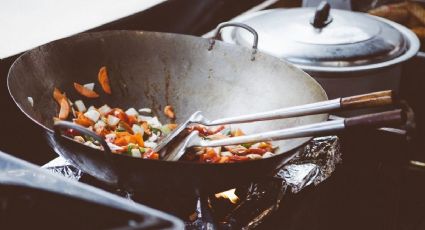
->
7, 24, 328, 193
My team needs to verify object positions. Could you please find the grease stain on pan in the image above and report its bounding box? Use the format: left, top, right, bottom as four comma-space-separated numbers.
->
163, 66, 172, 106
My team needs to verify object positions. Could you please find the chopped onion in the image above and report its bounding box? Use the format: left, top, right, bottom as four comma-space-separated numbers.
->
144, 141, 158, 148
125, 108, 139, 116
87, 106, 96, 111
84, 141, 101, 150
131, 148, 142, 158
98, 104, 112, 115
105, 133, 117, 142
147, 116, 162, 128
27, 97, 34, 107
220, 151, 233, 157
138, 115, 153, 122
213, 147, 222, 155
83, 83, 95, 91
74, 100, 87, 112
132, 124, 144, 135
138, 108, 152, 113
246, 154, 262, 160
262, 152, 274, 158
84, 110, 100, 122
148, 133, 158, 142
73, 136, 85, 143
94, 120, 106, 130
160, 125, 171, 135
71, 107, 77, 118
107, 115, 120, 126
107, 142, 123, 152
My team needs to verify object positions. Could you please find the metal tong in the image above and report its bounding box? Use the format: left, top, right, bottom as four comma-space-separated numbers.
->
159, 90, 403, 161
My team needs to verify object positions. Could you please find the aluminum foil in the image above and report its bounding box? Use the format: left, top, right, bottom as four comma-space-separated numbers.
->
42, 157, 82, 181
188, 136, 341, 229
42, 136, 341, 229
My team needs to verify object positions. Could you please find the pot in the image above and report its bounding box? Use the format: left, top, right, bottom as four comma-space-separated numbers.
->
221, 2, 420, 99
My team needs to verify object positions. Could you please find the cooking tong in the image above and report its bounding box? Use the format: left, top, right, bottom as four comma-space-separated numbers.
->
54, 90, 404, 162
156, 90, 404, 161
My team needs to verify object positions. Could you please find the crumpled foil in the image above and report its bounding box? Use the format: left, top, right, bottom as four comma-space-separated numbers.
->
186, 136, 341, 229
42, 136, 341, 229
277, 136, 341, 193
42, 157, 82, 181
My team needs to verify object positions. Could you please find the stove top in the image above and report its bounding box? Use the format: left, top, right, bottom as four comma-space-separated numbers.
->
43, 136, 341, 229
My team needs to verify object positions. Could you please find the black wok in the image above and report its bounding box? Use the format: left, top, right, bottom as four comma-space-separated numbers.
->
7, 27, 328, 193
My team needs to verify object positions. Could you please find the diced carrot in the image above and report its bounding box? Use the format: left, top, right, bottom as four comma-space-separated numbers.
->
164, 105, 175, 119
53, 88, 66, 104
245, 148, 267, 155
134, 133, 144, 147
232, 128, 245, 137
114, 137, 128, 146
74, 113, 94, 127
199, 149, 221, 163
127, 115, 138, 126
112, 109, 129, 124
73, 82, 99, 98
150, 153, 159, 160
229, 155, 249, 162
98, 66, 112, 94
218, 156, 230, 163
143, 150, 159, 160
115, 131, 131, 137
58, 98, 70, 120
119, 121, 133, 134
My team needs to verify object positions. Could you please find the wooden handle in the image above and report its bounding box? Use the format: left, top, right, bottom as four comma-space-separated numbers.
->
341, 90, 395, 109
344, 109, 405, 129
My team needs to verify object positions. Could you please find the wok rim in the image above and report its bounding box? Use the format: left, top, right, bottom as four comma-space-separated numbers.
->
7, 30, 329, 166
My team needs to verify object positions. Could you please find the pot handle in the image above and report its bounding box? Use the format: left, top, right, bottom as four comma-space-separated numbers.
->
209, 22, 258, 61
311, 1, 333, 28
53, 120, 113, 156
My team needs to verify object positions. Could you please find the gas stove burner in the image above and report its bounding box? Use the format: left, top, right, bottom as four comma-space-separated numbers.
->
43, 136, 341, 229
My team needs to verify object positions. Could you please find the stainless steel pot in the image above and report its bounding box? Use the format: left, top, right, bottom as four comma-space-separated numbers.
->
221, 2, 420, 99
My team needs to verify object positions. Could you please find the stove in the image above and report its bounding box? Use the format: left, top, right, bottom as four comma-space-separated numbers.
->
43, 136, 341, 229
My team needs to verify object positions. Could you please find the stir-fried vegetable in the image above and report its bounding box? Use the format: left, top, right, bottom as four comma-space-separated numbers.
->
52, 66, 277, 163
58, 98, 70, 120
98, 66, 112, 94
164, 105, 175, 119
74, 82, 100, 98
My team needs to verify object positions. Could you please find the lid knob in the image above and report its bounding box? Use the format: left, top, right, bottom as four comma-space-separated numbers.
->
311, 1, 333, 28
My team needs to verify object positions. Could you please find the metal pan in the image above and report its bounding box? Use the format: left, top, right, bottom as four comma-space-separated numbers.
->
7, 24, 328, 193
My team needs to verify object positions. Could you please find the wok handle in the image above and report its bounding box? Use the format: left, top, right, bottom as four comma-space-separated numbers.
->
198, 109, 405, 147
207, 90, 395, 126
208, 22, 258, 61
53, 121, 112, 155
344, 109, 406, 129
341, 90, 394, 109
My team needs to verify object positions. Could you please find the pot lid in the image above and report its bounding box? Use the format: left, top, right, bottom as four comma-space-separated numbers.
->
221, 3, 415, 70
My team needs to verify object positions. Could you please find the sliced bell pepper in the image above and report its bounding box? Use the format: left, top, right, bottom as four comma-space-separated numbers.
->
98, 66, 112, 94
73, 82, 99, 98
